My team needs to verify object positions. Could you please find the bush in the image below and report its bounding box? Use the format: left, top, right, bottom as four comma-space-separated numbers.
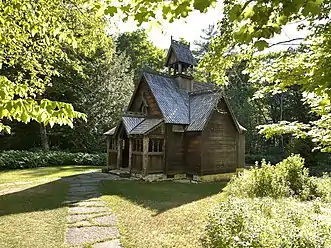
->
202, 197, 331, 248
225, 154, 331, 201
0, 150, 106, 169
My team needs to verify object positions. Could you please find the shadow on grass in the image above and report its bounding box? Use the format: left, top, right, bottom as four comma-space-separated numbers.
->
0, 178, 68, 217
0, 173, 97, 217
100, 180, 226, 214
0, 173, 226, 217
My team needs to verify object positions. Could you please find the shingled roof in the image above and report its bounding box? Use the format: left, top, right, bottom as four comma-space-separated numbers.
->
103, 70, 245, 136
187, 90, 221, 131
144, 72, 189, 124
165, 40, 197, 66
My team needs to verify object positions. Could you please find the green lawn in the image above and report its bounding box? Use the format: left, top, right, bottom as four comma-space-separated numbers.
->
100, 180, 226, 248
0, 166, 101, 248
0, 167, 225, 248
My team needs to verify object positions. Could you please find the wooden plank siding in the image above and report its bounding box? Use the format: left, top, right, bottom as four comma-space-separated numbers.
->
128, 79, 162, 118
165, 124, 185, 174
184, 132, 202, 174
201, 99, 238, 174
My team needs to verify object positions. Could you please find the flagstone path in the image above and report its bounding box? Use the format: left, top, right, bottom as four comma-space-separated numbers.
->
64, 172, 122, 248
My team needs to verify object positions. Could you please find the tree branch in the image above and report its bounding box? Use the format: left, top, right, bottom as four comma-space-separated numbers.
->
269, 38, 305, 48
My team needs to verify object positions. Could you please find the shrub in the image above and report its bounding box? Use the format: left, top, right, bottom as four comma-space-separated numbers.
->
202, 197, 331, 248
224, 154, 331, 201
0, 150, 106, 169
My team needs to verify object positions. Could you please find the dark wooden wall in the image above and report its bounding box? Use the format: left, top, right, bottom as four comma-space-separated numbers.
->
128, 79, 162, 117
185, 132, 202, 174
131, 153, 143, 172
108, 152, 117, 168
201, 99, 238, 174
165, 125, 185, 174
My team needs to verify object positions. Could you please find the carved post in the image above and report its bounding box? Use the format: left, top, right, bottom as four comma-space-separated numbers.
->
142, 136, 149, 176
178, 63, 182, 74
116, 138, 122, 169
128, 138, 133, 173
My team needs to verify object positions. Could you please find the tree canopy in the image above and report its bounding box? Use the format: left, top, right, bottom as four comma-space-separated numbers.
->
111, 0, 331, 152
0, 0, 111, 133
116, 30, 165, 81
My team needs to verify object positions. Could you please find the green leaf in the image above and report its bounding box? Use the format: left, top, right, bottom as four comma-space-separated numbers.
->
254, 40, 269, 51
193, 0, 213, 13
105, 6, 117, 16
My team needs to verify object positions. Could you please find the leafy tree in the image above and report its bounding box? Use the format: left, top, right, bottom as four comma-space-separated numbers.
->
115, 30, 165, 81
46, 48, 134, 152
112, 0, 331, 152
0, 0, 111, 133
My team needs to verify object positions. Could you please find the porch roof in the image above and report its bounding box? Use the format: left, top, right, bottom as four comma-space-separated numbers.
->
129, 118, 163, 135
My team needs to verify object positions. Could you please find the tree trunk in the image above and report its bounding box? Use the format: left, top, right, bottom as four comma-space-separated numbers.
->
40, 123, 50, 151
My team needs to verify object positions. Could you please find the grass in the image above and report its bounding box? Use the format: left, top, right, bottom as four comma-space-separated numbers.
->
0, 166, 226, 248
0, 165, 101, 248
100, 180, 226, 248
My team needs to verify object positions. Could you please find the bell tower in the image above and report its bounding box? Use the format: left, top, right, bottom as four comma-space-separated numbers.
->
165, 37, 197, 91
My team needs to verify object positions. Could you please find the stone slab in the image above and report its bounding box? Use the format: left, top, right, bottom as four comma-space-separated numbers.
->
69, 220, 92, 227
69, 206, 109, 214
67, 213, 105, 223
71, 201, 106, 208
91, 215, 117, 225
66, 226, 119, 246
69, 185, 98, 192
92, 239, 122, 248
67, 191, 100, 197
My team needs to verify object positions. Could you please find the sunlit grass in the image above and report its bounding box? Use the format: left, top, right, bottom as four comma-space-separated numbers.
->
0, 165, 101, 184
0, 165, 101, 248
100, 181, 226, 248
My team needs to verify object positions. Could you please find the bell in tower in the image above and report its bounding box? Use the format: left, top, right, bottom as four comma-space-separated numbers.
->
165, 37, 197, 91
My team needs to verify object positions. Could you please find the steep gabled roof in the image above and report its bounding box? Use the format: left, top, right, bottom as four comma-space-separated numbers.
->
144, 72, 189, 124
122, 116, 145, 133
130, 118, 163, 135
165, 40, 197, 66
187, 90, 220, 131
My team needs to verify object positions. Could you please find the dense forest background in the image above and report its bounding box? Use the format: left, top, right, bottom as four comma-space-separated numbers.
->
1, 26, 330, 171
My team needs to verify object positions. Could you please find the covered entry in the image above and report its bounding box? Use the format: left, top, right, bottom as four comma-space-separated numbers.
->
105, 116, 165, 176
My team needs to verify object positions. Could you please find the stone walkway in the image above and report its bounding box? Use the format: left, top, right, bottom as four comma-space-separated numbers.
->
64, 172, 122, 248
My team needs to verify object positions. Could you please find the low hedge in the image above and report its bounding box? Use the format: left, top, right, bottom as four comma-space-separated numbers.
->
0, 150, 106, 169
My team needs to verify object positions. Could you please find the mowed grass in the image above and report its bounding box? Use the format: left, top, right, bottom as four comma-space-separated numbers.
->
100, 180, 226, 248
0, 166, 101, 248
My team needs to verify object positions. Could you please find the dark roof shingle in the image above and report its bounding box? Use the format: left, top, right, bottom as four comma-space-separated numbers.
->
187, 91, 221, 131
122, 116, 144, 133
144, 72, 189, 124
130, 118, 163, 135
167, 40, 197, 66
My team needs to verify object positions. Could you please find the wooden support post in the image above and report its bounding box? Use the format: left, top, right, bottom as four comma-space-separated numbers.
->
142, 136, 149, 176
116, 138, 122, 169
106, 138, 110, 169
128, 138, 133, 173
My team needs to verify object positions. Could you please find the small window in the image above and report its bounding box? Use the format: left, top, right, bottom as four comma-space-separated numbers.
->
149, 139, 164, 152
133, 139, 143, 152
109, 139, 117, 150
140, 92, 148, 115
